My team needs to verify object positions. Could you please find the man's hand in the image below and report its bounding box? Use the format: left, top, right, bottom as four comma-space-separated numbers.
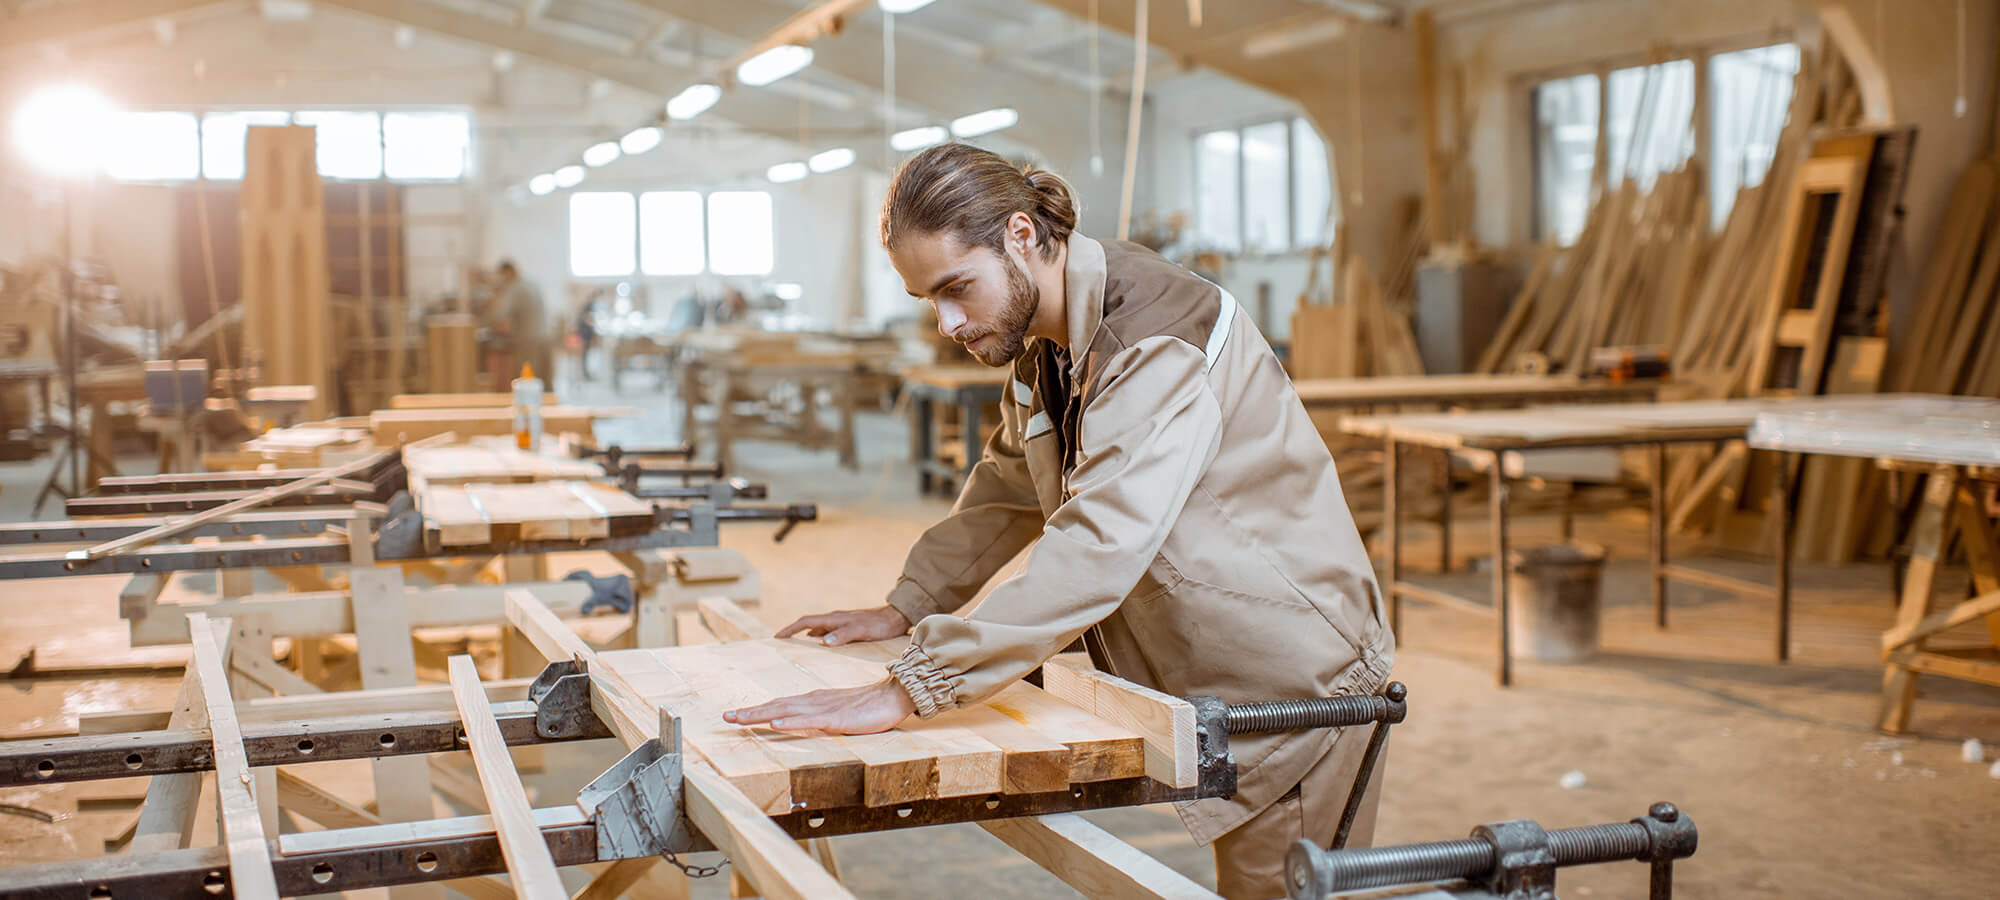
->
774, 605, 912, 646
722, 678, 916, 735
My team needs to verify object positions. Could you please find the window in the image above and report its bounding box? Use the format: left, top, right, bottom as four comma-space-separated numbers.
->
383, 111, 469, 180
105, 112, 199, 181
1193, 130, 1241, 252
707, 191, 774, 276
1241, 121, 1290, 253
1606, 59, 1695, 188
293, 111, 382, 180
640, 191, 705, 276
1293, 122, 1334, 249
201, 110, 290, 180
569, 192, 637, 277
1194, 117, 1335, 254
1532, 41, 1799, 240
1709, 43, 1800, 226
1534, 73, 1599, 245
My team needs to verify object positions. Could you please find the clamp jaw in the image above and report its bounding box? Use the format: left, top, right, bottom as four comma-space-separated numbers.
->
576, 708, 714, 859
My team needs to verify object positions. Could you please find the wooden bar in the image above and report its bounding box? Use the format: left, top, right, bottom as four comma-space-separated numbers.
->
446, 656, 565, 899
185, 613, 279, 899
980, 813, 1216, 900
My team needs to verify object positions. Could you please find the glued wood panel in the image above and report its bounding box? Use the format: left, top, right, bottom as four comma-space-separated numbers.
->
592, 638, 1152, 815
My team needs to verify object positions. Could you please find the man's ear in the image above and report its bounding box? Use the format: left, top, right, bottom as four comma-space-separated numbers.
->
1005, 211, 1037, 260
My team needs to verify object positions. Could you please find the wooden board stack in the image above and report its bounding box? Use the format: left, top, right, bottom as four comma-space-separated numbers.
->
592, 637, 1159, 815
403, 444, 604, 488
420, 480, 655, 545
238, 125, 333, 420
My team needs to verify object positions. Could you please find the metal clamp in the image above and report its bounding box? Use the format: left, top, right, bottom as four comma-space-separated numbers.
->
1475, 819, 1557, 900
576, 707, 713, 861
1210, 681, 1408, 850
526, 658, 596, 739
1283, 802, 1697, 900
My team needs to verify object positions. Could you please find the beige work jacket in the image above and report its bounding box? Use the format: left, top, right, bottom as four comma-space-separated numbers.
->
884, 233, 1392, 843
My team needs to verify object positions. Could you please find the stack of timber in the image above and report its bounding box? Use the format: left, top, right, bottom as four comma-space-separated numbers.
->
1833, 153, 2000, 561
1291, 226, 1428, 382
590, 637, 1160, 813
420, 480, 655, 545
403, 443, 604, 489
1478, 48, 1861, 384
238, 125, 333, 420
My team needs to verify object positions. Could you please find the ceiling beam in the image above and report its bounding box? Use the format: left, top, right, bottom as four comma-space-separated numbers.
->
0, 0, 232, 54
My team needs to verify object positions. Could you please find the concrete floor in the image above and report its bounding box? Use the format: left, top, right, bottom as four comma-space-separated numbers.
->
3, 366, 1998, 898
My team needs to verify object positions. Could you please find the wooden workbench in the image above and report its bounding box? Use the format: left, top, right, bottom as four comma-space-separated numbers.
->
1342, 397, 1873, 686
1292, 373, 1661, 410
902, 364, 1011, 496
1747, 395, 2000, 733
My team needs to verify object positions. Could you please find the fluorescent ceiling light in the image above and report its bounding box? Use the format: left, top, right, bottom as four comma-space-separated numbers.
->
620, 127, 662, 155
492, 50, 516, 72
808, 147, 855, 173
554, 164, 586, 187
392, 25, 414, 49
667, 83, 721, 120
529, 173, 557, 195
582, 141, 621, 167
950, 107, 1017, 138
890, 125, 947, 151
737, 45, 813, 87
11, 83, 119, 177
773, 282, 803, 300
766, 161, 808, 183
878, 0, 937, 12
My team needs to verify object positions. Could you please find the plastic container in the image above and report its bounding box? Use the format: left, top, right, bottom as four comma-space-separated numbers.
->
1507, 542, 1607, 663
512, 364, 544, 451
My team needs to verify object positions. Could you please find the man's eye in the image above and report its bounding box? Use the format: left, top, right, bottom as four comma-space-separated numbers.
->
946, 283, 967, 296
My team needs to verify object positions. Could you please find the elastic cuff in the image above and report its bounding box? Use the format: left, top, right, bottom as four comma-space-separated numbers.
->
886, 642, 959, 719
885, 579, 948, 624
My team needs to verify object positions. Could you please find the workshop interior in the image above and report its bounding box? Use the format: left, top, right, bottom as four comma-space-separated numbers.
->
0, 0, 1997, 898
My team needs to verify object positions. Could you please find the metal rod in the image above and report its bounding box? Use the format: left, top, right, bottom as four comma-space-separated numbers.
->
1330, 685, 1407, 850
1652, 441, 1668, 627
1491, 450, 1511, 687
1386, 437, 1403, 637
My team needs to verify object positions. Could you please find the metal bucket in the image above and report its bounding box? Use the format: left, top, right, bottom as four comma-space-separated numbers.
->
1507, 542, 1607, 663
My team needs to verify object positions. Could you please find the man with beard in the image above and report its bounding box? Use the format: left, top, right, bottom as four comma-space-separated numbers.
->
724, 143, 1393, 899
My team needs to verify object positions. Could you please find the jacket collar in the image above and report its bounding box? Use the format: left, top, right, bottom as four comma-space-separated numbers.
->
1061, 232, 1106, 383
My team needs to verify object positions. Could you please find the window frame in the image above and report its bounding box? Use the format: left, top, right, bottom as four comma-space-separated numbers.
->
160, 107, 476, 184
1191, 115, 1337, 257
565, 188, 778, 280
1518, 30, 1798, 243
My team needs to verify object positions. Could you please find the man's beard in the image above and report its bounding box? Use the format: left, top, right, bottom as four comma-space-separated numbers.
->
963, 260, 1039, 366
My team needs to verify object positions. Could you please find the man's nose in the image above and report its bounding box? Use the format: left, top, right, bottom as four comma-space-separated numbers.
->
936, 301, 967, 338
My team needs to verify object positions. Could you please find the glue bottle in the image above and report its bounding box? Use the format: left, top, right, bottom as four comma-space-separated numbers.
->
513, 363, 543, 451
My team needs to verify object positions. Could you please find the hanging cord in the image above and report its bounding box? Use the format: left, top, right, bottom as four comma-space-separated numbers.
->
1116, 0, 1149, 240
1954, 0, 1967, 118
883, 10, 897, 156
1088, 0, 1103, 176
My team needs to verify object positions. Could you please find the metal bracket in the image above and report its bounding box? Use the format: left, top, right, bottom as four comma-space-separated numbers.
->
576, 708, 709, 860
527, 658, 596, 740
1474, 819, 1557, 900
1190, 695, 1237, 800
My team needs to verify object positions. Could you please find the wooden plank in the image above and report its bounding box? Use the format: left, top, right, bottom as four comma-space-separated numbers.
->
979, 813, 1217, 900
1042, 657, 1196, 789
447, 655, 566, 899
76, 449, 390, 560
636, 642, 860, 812
1888, 650, 2000, 689
697, 596, 770, 642
372, 407, 635, 444
1882, 591, 2000, 651
126, 581, 592, 646
185, 613, 279, 899
570, 858, 662, 900
501, 591, 855, 900
760, 640, 1005, 804
129, 650, 213, 854
393, 392, 557, 409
